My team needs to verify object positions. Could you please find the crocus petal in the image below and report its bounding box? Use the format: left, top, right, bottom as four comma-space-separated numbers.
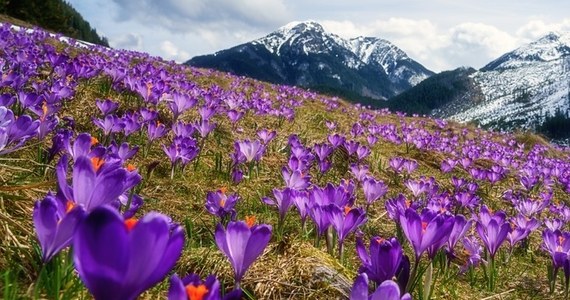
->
370, 280, 403, 300
73, 207, 129, 300
167, 275, 186, 300
350, 273, 369, 300
72, 156, 96, 208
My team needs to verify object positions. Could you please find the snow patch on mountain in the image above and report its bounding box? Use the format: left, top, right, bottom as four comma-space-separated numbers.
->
440, 32, 570, 131
251, 21, 432, 87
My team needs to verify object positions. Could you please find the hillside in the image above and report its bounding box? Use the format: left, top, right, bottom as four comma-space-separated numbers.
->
187, 21, 433, 102
391, 31, 570, 142
0, 0, 109, 46
2, 21, 570, 300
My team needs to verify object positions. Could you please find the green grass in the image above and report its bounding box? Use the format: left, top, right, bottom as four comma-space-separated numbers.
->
1, 31, 569, 300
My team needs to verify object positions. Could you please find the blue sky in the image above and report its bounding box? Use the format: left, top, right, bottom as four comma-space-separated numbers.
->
67, 0, 570, 72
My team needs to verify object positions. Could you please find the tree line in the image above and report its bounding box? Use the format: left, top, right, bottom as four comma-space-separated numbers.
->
0, 0, 109, 46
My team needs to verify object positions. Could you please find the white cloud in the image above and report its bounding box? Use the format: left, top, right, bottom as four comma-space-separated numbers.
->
111, 0, 290, 32
67, 0, 570, 72
159, 40, 191, 62
516, 18, 570, 41
111, 33, 144, 51
443, 23, 519, 68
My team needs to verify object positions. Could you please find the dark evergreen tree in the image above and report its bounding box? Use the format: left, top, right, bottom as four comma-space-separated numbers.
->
1, 0, 109, 47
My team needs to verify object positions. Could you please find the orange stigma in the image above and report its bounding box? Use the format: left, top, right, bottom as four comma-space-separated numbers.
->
245, 215, 256, 228
65, 201, 76, 213
374, 237, 385, 244
219, 187, 228, 194
186, 284, 209, 300
90, 137, 99, 146
91, 157, 105, 171
146, 82, 153, 97
220, 199, 226, 208
41, 101, 48, 120
124, 218, 138, 232
421, 222, 428, 233
405, 200, 411, 208
344, 206, 352, 215
126, 164, 136, 172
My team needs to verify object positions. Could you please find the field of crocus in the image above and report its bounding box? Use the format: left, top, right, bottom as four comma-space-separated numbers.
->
1, 22, 570, 300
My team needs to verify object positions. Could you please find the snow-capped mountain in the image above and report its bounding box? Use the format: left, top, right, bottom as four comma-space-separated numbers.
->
186, 21, 433, 101
431, 31, 570, 132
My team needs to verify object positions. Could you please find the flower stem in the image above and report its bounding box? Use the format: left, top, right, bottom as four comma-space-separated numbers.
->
406, 256, 420, 293
423, 261, 434, 300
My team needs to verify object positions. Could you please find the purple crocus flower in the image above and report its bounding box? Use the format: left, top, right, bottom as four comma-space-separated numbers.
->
362, 177, 388, 206
446, 214, 472, 258
56, 153, 138, 212
73, 206, 184, 300
227, 109, 244, 124
93, 114, 124, 136
215, 220, 272, 288
0, 107, 40, 154
281, 167, 311, 190
460, 235, 482, 272
198, 105, 216, 121
327, 133, 345, 148
291, 189, 310, 225
172, 121, 195, 138
356, 236, 408, 286
96, 98, 119, 115
308, 204, 332, 237
313, 142, 333, 162
325, 120, 336, 131
402, 160, 418, 174
542, 229, 570, 269
350, 164, 370, 182
327, 205, 367, 256
399, 209, 454, 260
235, 140, 264, 163
350, 274, 412, 300
367, 135, 378, 145
257, 129, 276, 144
33, 193, 86, 262
476, 206, 511, 258
147, 121, 167, 141
166, 92, 196, 121
140, 108, 158, 123
389, 157, 405, 173
168, 273, 241, 300
205, 189, 240, 221
122, 112, 142, 137
545, 219, 564, 231
356, 144, 371, 160
194, 119, 216, 138
441, 159, 457, 173
385, 194, 413, 221
454, 191, 480, 211
231, 168, 243, 184
262, 188, 293, 226
404, 179, 428, 197
344, 140, 360, 155
109, 142, 139, 162
508, 214, 539, 248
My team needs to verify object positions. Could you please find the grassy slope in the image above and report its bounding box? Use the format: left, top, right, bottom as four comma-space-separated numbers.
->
0, 22, 568, 300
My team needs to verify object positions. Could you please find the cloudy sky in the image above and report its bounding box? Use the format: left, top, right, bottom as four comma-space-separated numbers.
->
67, 0, 570, 72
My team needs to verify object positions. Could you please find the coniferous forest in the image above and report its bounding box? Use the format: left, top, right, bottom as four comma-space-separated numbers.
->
0, 0, 109, 46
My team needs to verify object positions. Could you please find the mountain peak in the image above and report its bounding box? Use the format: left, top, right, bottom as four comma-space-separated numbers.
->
482, 31, 570, 71
188, 21, 434, 101
279, 21, 325, 33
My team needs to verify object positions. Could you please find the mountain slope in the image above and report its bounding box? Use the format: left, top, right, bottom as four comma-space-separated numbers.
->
389, 31, 570, 139
187, 21, 433, 101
